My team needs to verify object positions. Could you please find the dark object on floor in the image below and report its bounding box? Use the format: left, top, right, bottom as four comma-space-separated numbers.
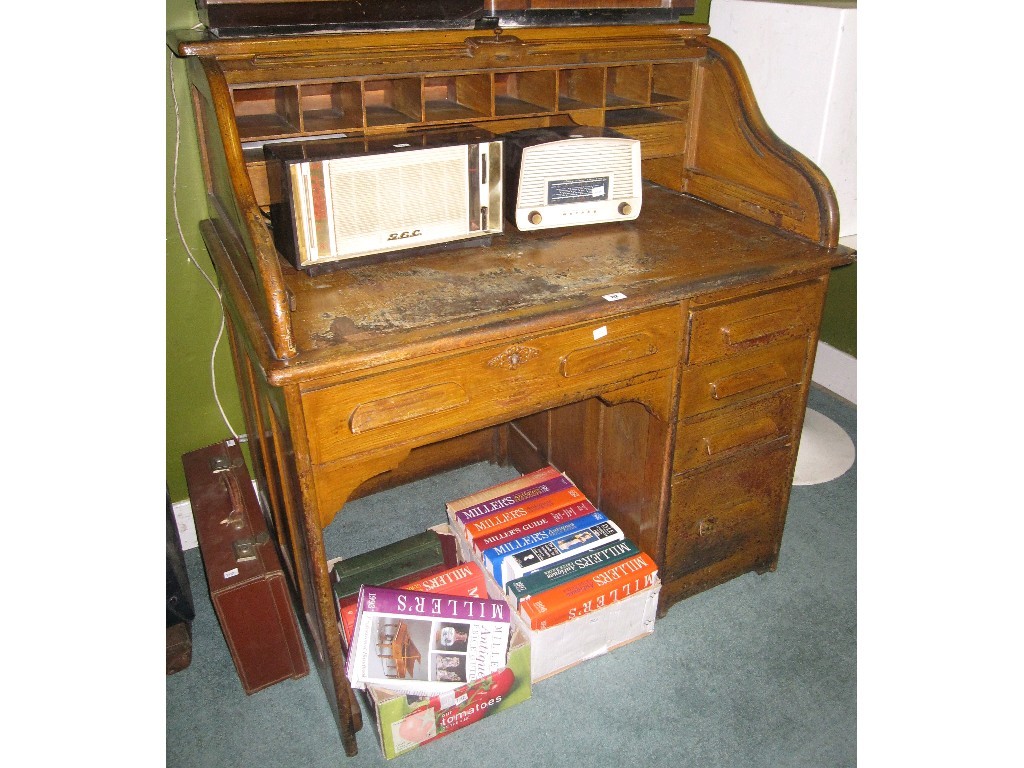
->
167, 622, 193, 675
167, 489, 195, 675
183, 440, 309, 694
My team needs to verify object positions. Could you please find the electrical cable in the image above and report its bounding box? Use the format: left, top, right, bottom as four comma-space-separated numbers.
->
168, 50, 242, 440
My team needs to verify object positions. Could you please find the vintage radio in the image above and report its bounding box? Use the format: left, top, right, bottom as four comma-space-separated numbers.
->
502, 126, 642, 232
265, 129, 503, 271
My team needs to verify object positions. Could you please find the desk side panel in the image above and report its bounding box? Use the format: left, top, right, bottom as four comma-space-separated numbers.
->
678, 38, 840, 247
185, 56, 297, 360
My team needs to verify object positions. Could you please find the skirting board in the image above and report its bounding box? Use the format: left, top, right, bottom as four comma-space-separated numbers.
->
811, 341, 856, 404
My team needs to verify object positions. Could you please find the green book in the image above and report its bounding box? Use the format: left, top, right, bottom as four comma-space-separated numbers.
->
331, 530, 456, 605
504, 538, 642, 609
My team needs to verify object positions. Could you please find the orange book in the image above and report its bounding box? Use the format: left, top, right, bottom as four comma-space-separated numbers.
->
340, 561, 488, 645
463, 484, 589, 543
518, 552, 659, 631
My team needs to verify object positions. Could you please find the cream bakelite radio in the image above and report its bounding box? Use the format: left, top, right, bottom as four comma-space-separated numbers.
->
502, 126, 642, 231
265, 129, 503, 271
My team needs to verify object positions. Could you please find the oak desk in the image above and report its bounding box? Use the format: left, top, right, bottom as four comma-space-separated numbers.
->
174, 22, 855, 757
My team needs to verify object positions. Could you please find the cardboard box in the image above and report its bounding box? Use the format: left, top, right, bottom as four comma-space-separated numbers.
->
329, 526, 532, 759
453, 529, 660, 682
364, 625, 532, 759
524, 578, 660, 681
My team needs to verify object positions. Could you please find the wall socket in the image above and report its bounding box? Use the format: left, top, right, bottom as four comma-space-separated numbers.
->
172, 499, 198, 550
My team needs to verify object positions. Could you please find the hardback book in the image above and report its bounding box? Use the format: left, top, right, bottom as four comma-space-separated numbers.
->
518, 551, 659, 630
331, 530, 459, 609
345, 585, 512, 697
448, 470, 577, 541
504, 538, 642, 609
479, 510, 614, 586
471, 496, 598, 556
463, 483, 589, 544
339, 562, 489, 646
446, 465, 561, 518
490, 515, 625, 589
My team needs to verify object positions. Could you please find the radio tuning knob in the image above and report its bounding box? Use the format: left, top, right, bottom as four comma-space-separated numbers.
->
528, 211, 543, 225
618, 202, 633, 216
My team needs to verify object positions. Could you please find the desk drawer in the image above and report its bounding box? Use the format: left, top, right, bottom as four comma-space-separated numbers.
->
679, 337, 807, 418
303, 305, 681, 466
673, 388, 798, 474
687, 280, 824, 365
664, 442, 790, 583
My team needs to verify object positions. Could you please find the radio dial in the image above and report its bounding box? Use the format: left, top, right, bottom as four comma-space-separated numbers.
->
618, 202, 633, 216
528, 211, 543, 225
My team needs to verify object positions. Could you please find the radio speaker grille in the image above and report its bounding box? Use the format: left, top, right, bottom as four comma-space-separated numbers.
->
326, 147, 469, 247
518, 142, 636, 206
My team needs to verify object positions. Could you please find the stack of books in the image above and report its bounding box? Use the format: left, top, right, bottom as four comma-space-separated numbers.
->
327, 529, 533, 758
446, 466, 660, 632
330, 529, 495, 639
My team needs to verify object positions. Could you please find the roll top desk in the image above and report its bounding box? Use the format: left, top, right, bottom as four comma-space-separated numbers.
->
171, 21, 854, 758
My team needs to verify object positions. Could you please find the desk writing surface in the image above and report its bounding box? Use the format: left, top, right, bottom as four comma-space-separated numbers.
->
277, 185, 850, 378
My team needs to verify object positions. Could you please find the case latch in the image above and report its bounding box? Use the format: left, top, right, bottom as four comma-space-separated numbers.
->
233, 532, 270, 563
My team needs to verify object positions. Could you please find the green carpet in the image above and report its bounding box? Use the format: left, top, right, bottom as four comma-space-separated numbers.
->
167, 386, 856, 767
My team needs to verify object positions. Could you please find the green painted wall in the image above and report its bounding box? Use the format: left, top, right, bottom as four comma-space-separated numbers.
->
821, 261, 856, 356
167, 0, 245, 502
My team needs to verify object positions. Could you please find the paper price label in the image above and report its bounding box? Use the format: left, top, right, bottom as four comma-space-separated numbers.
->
602, 292, 627, 302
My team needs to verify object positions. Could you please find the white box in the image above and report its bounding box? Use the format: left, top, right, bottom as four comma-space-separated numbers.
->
453, 527, 660, 682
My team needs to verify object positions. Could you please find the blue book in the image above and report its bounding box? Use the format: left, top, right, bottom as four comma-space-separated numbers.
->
479, 512, 624, 588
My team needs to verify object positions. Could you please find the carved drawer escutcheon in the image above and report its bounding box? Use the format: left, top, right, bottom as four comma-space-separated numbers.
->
487, 345, 540, 370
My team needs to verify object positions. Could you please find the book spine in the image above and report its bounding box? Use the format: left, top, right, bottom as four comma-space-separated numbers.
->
479, 510, 610, 582
330, 530, 446, 594
358, 585, 510, 623
464, 483, 588, 543
518, 552, 659, 630
472, 497, 597, 555
340, 563, 489, 645
454, 474, 575, 527
499, 518, 625, 587
504, 538, 641, 608
445, 465, 561, 516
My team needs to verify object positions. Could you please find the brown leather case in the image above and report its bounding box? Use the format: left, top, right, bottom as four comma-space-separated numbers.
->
183, 439, 309, 694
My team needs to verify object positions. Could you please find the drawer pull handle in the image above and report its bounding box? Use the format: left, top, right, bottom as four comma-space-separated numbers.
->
488, 344, 540, 371
349, 382, 469, 434
702, 416, 779, 456
722, 310, 799, 348
709, 362, 788, 400
561, 333, 658, 378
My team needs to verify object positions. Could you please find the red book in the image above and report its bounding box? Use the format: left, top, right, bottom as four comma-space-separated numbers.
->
518, 552, 659, 631
340, 561, 489, 645
463, 484, 588, 543
472, 496, 598, 556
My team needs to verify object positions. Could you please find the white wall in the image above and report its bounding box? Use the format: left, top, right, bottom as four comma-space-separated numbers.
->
710, 0, 857, 238
710, 0, 857, 402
